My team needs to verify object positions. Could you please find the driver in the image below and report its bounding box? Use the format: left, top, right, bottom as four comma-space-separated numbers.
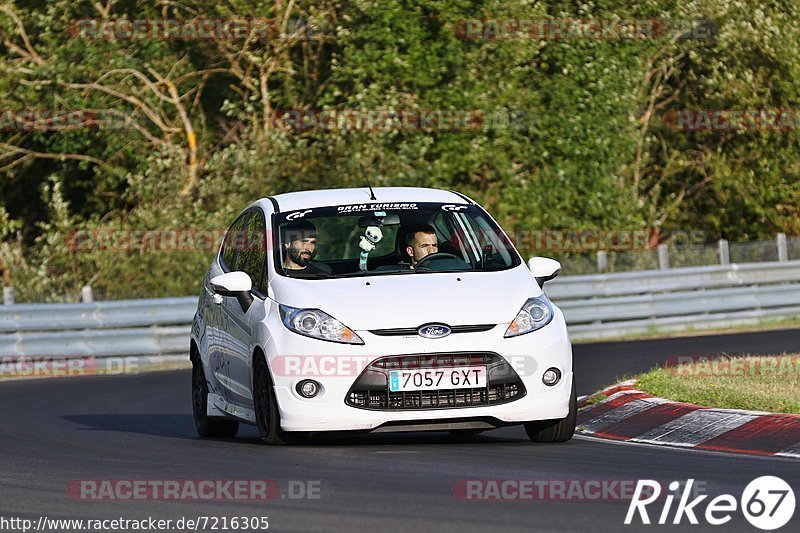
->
282, 219, 325, 278
405, 224, 439, 268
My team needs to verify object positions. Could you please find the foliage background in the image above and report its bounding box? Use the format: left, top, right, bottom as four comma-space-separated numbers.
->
1, 0, 799, 301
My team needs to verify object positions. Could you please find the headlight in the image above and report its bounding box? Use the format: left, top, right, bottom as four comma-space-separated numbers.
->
279, 305, 364, 345
504, 295, 554, 337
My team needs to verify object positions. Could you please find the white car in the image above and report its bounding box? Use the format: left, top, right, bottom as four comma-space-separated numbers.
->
191, 187, 575, 444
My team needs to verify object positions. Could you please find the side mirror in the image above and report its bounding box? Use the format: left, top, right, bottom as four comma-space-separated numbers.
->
210, 271, 254, 312
527, 257, 561, 287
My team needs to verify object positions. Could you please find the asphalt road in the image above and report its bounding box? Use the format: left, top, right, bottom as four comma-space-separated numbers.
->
573, 327, 800, 394
0, 329, 798, 532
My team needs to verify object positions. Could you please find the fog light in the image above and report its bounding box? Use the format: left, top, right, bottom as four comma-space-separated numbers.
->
542, 368, 561, 386
296, 380, 320, 398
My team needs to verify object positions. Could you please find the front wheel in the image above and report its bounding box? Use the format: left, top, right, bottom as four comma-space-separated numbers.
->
192, 360, 239, 438
523, 380, 577, 443
253, 355, 307, 445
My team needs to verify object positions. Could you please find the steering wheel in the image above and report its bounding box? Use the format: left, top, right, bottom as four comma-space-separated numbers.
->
414, 252, 463, 270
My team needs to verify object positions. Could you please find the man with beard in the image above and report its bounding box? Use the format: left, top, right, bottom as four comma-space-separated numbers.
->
281, 219, 326, 278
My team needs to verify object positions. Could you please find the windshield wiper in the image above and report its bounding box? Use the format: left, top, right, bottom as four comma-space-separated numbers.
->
285, 272, 335, 279
413, 268, 472, 274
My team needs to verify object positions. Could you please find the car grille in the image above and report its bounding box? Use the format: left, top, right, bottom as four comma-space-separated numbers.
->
345, 353, 525, 411
368, 324, 496, 336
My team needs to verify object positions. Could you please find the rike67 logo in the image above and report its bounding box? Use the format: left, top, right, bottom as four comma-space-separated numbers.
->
626, 477, 795, 530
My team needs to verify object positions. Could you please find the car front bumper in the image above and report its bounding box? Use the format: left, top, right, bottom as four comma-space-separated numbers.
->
264, 309, 574, 433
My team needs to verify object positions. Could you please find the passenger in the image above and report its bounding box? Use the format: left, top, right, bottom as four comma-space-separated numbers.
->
282, 220, 326, 278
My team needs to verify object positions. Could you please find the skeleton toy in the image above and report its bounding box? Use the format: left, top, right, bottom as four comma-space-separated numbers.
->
358, 226, 383, 271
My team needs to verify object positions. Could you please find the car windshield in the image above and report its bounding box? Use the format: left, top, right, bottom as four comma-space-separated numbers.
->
272, 202, 521, 278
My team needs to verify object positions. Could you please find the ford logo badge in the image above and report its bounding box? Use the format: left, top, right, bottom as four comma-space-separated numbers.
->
418, 324, 451, 339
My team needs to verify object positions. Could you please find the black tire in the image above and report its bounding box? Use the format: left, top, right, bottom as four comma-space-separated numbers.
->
192, 360, 239, 438
253, 354, 307, 445
523, 380, 577, 443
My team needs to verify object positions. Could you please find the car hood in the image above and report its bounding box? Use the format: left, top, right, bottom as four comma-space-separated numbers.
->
269, 265, 541, 330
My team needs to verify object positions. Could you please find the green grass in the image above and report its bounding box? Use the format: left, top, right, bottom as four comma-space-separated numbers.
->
636, 355, 800, 414
580, 393, 608, 407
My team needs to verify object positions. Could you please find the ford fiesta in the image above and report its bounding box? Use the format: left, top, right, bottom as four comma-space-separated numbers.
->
190, 187, 575, 445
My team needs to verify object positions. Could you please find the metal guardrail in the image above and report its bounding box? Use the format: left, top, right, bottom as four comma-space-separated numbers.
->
1, 260, 799, 359
567, 306, 800, 340
545, 260, 800, 340
545, 261, 800, 299
557, 284, 800, 323
0, 297, 196, 333
0, 325, 189, 358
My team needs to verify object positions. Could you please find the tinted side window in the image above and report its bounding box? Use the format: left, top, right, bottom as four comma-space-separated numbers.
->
238, 211, 267, 294
221, 212, 251, 271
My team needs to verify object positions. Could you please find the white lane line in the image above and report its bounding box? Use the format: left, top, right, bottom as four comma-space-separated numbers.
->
629, 409, 758, 447
775, 441, 800, 459
579, 397, 667, 434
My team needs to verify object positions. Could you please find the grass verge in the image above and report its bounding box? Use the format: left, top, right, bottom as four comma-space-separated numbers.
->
636, 355, 800, 414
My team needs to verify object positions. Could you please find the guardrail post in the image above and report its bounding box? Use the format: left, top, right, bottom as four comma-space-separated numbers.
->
2, 287, 14, 305
596, 251, 607, 272
777, 233, 788, 262
81, 285, 94, 303
718, 239, 729, 265
657, 244, 669, 270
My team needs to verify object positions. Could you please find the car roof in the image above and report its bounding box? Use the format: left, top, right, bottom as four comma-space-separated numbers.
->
261, 187, 471, 213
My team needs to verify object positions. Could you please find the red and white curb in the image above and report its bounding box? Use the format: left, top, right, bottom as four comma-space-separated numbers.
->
577, 381, 800, 459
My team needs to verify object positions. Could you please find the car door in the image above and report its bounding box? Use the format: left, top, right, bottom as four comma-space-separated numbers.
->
224, 208, 269, 409
207, 211, 251, 403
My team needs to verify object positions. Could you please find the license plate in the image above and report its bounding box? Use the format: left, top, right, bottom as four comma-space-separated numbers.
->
389, 366, 487, 392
